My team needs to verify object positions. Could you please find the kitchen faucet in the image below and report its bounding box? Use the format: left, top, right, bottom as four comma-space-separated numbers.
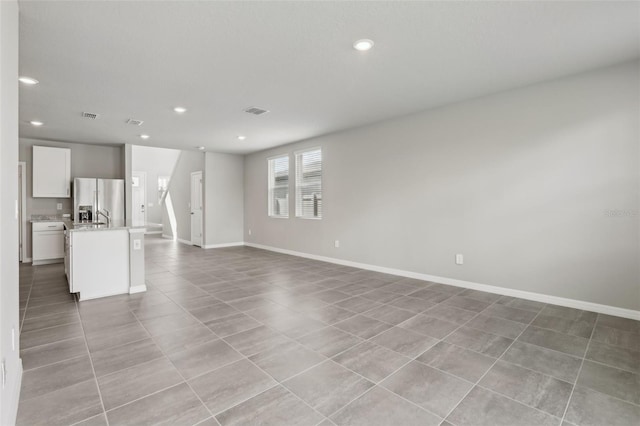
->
97, 209, 111, 226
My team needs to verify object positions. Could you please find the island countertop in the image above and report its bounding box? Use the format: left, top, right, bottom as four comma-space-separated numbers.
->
30, 215, 145, 233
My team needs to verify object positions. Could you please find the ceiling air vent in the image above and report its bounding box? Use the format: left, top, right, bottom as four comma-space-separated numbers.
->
126, 118, 144, 126
82, 112, 99, 120
243, 106, 269, 116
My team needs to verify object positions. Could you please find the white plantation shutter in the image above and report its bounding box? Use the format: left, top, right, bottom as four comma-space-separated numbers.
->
295, 148, 322, 219
268, 155, 289, 217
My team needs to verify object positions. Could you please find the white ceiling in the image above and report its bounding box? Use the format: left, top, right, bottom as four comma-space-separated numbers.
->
18, 0, 640, 154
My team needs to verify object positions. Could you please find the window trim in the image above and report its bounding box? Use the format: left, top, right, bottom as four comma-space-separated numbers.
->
267, 153, 290, 219
294, 146, 323, 220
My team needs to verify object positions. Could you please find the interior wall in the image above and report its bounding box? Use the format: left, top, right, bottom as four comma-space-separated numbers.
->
131, 145, 180, 225
0, 1, 22, 423
18, 138, 123, 259
162, 151, 204, 242
244, 61, 640, 311
204, 152, 244, 246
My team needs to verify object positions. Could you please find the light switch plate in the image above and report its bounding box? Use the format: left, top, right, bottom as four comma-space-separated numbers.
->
133, 240, 141, 250
57, 203, 63, 210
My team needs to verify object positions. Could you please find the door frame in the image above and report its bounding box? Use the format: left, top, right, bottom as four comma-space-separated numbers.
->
18, 162, 28, 262
190, 171, 203, 247
131, 171, 147, 227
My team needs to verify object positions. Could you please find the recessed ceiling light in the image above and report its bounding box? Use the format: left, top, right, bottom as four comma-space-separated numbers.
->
140, 134, 150, 139
197, 146, 205, 151
30, 120, 44, 126
237, 135, 246, 141
353, 39, 374, 51
19, 76, 39, 85
173, 106, 187, 113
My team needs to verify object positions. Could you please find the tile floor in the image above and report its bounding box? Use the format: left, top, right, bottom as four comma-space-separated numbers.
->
16, 236, 640, 426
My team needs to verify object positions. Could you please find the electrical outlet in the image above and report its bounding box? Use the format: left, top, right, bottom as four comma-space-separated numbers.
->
133, 240, 141, 250
334, 240, 340, 248
455, 254, 464, 265
57, 203, 63, 210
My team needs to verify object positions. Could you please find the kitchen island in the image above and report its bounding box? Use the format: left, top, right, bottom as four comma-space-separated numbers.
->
63, 220, 146, 301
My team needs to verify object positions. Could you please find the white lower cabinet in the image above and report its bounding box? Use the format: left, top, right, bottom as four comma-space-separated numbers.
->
32, 222, 64, 265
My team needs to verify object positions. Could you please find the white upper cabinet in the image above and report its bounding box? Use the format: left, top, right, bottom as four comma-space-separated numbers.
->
32, 146, 71, 198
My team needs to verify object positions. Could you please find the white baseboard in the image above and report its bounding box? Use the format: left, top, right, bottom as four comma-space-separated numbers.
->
245, 242, 640, 320
129, 284, 147, 294
22, 257, 32, 263
161, 234, 173, 240
203, 242, 245, 249
177, 238, 193, 246
4, 358, 22, 426
32, 258, 63, 266
145, 231, 162, 235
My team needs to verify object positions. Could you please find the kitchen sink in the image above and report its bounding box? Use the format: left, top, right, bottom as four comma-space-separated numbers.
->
73, 222, 107, 226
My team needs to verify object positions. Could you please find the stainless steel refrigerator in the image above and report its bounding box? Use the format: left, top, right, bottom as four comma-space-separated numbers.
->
73, 178, 125, 224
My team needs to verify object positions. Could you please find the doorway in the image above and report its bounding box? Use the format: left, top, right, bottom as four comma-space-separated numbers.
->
132, 171, 147, 227
190, 171, 203, 247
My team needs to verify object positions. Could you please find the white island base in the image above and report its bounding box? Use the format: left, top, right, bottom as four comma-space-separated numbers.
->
66, 226, 146, 301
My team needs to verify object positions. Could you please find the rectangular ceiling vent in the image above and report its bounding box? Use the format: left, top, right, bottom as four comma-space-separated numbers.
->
82, 112, 99, 120
126, 118, 144, 126
243, 106, 269, 116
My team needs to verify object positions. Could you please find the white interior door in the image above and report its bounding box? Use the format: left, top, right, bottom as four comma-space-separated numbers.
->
190, 171, 203, 247
132, 171, 147, 227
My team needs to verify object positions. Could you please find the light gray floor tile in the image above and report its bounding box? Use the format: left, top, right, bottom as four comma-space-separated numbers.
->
465, 314, 527, 339
445, 326, 513, 358
417, 341, 495, 382
284, 360, 374, 416
21, 310, 80, 333
312, 289, 352, 303
106, 383, 210, 426
333, 341, 409, 382
97, 357, 184, 410
370, 326, 438, 357
585, 340, 640, 373
21, 336, 88, 370
441, 296, 492, 313
223, 325, 290, 356
447, 386, 559, 426
479, 360, 572, 417
502, 340, 582, 382
73, 413, 108, 426
496, 296, 545, 312
381, 361, 472, 417
597, 314, 640, 333
591, 323, 640, 351
20, 355, 94, 400
423, 304, 477, 325
90, 337, 164, 378
84, 321, 150, 353
307, 305, 357, 324
565, 386, 640, 426
531, 313, 596, 338
334, 296, 383, 314
331, 386, 441, 426
481, 304, 538, 324
406, 289, 453, 303
215, 385, 324, 426
153, 324, 218, 355
189, 359, 277, 415
204, 312, 261, 337
249, 340, 326, 382
362, 304, 416, 325
576, 360, 640, 405
399, 314, 459, 339
518, 326, 588, 357
139, 312, 202, 336
297, 327, 364, 357
20, 321, 84, 350
333, 315, 393, 339
459, 289, 502, 303
16, 379, 103, 426
387, 296, 436, 314
168, 338, 243, 380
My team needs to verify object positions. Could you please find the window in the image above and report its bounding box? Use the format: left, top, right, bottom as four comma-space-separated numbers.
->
295, 148, 322, 219
268, 155, 289, 217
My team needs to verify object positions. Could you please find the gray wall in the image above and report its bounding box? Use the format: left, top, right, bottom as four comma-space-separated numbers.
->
132, 145, 180, 225
19, 138, 124, 258
0, 1, 21, 423
162, 151, 204, 242
204, 152, 244, 245
245, 61, 640, 311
